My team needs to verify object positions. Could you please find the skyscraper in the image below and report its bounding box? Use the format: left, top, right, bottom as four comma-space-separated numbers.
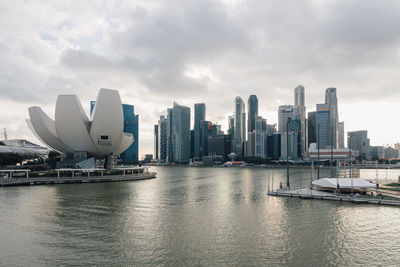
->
234, 97, 246, 158
307, 111, 316, 147
294, 85, 306, 154
194, 103, 205, 160
120, 104, 139, 163
158, 115, 167, 162
325, 88, 339, 149
348, 130, 370, 160
254, 116, 267, 158
199, 120, 217, 159
338, 121, 344, 148
294, 85, 305, 106
316, 103, 330, 149
278, 105, 300, 134
247, 95, 258, 134
208, 134, 232, 161
166, 102, 191, 163
154, 124, 159, 160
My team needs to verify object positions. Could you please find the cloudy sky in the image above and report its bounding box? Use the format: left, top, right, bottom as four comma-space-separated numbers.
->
1, 0, 400, 157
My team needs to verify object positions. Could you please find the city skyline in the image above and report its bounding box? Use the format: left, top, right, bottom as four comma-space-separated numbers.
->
2, 1, 400, 157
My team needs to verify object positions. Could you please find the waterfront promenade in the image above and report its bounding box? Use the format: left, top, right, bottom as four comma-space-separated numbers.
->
0, 172, 156, 187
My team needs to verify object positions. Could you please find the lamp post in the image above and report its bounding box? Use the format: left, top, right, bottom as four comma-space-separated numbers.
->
286, 117, 291, 188
349, 133, 353, 196
331, 132, 334, 178
317, 123, 320, 180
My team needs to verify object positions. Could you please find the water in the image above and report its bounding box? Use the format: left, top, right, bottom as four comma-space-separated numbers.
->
0, 166, 399, 266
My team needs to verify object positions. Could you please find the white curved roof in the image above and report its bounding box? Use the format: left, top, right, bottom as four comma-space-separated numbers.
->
312, 178, 376, 189
27, 88, 132, 157
116, 133, 134, 155
55, 95, 98, 154
27, 107, 74, 154
90, 88, 124, 155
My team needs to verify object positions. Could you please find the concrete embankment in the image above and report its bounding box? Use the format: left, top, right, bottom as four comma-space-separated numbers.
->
0, 172, 156, 187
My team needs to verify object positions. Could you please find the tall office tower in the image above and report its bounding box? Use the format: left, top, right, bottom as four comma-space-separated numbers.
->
338, 121, 345, 148
316, 104, 330, 149
190, 130, 195, 160
228, 115, 235, 139
294, 85, 306, 154
228, 115, 235, 153
166, 102, 191, 163
278, 105, 300, 134
246, 132, 255, 157
199, 121, 217, 160
307, 111, 316, 147
395, 143, 400, 157
325, 88, 339, 149
234, 97, 246, 158
166, 108, 173, 162
194, 103, 206, 160
157, 115, 167, 162
247, 95, 258, 134
208, 134, 232, 162
347, 130, 370, 160
267, 124, 277, 135
120, 104, 139, 163
254, 116, 267, 158
294, 85, 305, 106
154, 125, 159, 160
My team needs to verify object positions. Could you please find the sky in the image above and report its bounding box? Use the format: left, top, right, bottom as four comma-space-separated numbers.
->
1, 0, 400, 157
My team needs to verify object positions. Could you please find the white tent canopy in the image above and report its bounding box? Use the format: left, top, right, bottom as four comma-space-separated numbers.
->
312, 178, 376, 189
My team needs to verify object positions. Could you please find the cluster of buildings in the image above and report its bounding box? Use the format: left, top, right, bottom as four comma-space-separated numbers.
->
153, 86, 400, 165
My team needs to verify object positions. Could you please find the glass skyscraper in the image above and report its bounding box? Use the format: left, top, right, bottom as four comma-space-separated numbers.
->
316, 103, 330, 149
120, 104, 139, 163
247, 95, 258, 134
194, 103, 206, 160
166, 102, 190, 164
234, 96, 246, 158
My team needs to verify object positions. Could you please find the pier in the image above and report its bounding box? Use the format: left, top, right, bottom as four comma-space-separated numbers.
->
0, 167, 156, 187
268, 187, 400, 207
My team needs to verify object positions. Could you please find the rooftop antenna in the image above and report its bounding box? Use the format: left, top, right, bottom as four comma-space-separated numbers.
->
3, 128, 7, 140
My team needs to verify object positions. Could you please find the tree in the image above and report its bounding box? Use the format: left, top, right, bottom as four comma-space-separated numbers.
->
46, 151, 61, 169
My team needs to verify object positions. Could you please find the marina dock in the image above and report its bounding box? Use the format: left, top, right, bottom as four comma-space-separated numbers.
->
268, 187, 400, 207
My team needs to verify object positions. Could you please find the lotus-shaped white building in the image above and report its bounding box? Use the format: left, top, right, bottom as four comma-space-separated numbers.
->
26, 89, 134, 160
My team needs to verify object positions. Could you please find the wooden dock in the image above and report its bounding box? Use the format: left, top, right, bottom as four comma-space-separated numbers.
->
267, 188, 400, 207
0, 172, 156, 187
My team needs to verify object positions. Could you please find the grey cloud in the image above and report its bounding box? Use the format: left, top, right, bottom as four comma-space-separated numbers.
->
2, 0, 400, 153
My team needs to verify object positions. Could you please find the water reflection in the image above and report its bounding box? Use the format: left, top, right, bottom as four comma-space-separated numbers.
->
0, 166, 400, 266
